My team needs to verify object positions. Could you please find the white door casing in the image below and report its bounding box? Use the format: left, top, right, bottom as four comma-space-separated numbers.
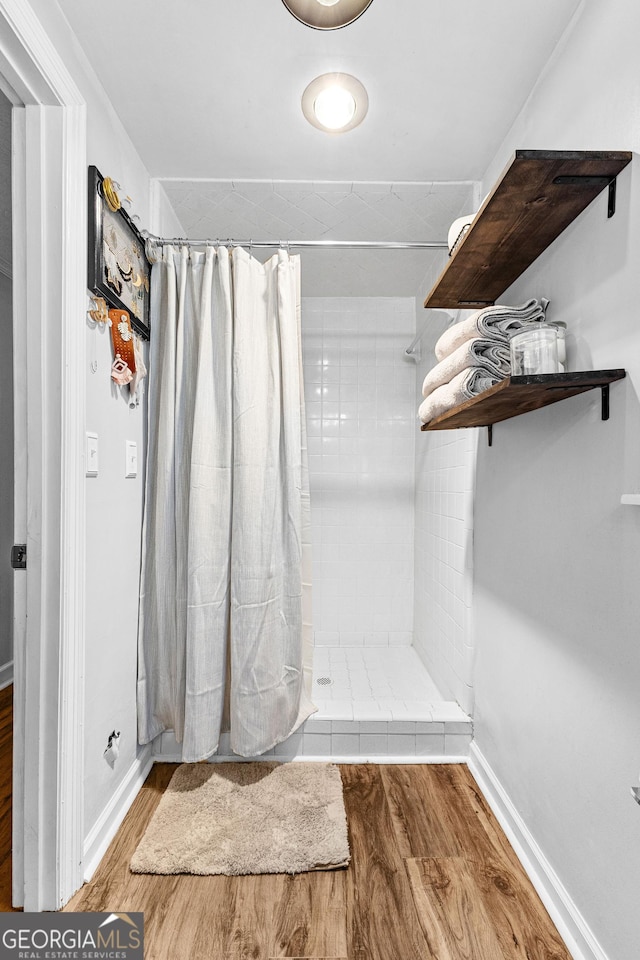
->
0, 0, 86, 909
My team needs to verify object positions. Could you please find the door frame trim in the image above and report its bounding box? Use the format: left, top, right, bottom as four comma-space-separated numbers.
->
0, 0, 86, 909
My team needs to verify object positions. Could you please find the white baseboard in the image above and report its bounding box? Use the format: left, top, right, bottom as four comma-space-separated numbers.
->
152, 752, 468, 765
468, 743, 609, 960
82, 747, 153, 883
0, 660, 13, 690
77, 734, 605, 960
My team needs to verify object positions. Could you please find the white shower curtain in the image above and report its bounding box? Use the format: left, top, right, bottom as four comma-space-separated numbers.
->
137, 244, 315, 761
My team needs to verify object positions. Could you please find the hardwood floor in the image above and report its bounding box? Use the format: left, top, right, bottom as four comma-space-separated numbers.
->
0, 683, 14, 912
65, 762, 571, 960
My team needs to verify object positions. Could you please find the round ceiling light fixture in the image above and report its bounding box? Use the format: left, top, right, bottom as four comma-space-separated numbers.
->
302, 73, 368, 134
282, 0, 374, 30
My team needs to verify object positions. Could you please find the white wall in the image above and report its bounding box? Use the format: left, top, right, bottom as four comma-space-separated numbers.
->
472, 2, 640, 958
24, 0, 182, 846
302, 297, 416, 648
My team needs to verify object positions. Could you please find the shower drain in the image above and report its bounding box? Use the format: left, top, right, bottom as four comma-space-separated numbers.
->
316, 676, 333, 686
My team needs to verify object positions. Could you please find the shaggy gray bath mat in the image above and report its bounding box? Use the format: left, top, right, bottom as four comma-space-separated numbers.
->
130, 762, 350, 876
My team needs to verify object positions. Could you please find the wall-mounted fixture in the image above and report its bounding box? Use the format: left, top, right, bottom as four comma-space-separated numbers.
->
302, 73, 368, 134
103, 730, 121, 767
282, 0, 374, 30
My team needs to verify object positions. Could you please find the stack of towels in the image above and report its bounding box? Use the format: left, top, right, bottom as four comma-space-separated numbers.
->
418, 298, 548, 425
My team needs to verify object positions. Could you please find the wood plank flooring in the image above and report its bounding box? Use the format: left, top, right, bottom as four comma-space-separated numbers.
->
0, 683, 14, 912
65, 762, 571, 960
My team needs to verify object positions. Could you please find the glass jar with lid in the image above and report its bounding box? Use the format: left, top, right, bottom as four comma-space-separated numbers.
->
510, 325, 560, 376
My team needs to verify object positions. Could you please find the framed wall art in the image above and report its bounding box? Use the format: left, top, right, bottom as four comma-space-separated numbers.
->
88, 164, 151, 340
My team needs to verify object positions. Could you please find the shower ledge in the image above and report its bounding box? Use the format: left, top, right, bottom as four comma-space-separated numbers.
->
153, 708, 473, 764
312, 700, 468, 723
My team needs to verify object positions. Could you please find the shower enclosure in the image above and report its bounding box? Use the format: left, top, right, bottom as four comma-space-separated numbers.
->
153, 290, 472, 763
298, 295, 471, 761
150, 178, 478, 763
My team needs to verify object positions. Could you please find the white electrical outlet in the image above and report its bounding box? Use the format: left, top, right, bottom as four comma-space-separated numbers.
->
86, 432, 98, 477
125, 440, 137, 478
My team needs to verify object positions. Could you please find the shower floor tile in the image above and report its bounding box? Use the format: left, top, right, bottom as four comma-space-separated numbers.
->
311, 646, 464, 722
153, 647, 471, 764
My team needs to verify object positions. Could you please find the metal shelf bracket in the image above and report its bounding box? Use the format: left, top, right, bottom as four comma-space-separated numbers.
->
552, 173, 618, 218
608, 178, 617, 218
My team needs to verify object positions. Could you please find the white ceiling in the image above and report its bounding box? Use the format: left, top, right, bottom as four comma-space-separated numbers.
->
53, 0, 581, 296
57, 0, 580, 183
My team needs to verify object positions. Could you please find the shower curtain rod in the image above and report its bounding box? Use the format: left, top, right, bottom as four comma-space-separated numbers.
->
143, 232, 447, 251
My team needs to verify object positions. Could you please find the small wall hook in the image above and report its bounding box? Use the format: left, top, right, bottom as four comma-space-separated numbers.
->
88, 296, 109, 325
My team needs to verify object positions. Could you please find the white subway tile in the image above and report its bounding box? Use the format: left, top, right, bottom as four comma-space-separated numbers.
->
402, 701, 434, 721
444, 734, 471, 756
314, 631, 339, 645
387, 720, 416, 733
331, 720, 360, 734
430, 702, 468, 722
274, 732, 304, 756
316, 699, 353, 720
305, 719, 332, 734
387, 735, 416, 755
443, 721, 473, 735
415, 734, 445, 756
331, 734, 360, 755
303, 733, 332, 756
352, 701, 382, 720
415, 721, 444, 734
360, 734, 389, 755
366, 632, 391, 647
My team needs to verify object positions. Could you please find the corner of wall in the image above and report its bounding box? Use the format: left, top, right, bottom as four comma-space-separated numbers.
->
468, 744, 610, 960
149, 179, 185, 238
82, 745, 153, 883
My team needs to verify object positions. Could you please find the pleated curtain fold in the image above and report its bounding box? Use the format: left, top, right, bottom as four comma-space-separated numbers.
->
137, 244, 315, 761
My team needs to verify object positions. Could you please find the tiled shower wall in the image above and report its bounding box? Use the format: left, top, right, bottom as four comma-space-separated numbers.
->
412, 257, 477, 713
302, 297, 416, 648
414, 428, 476, 713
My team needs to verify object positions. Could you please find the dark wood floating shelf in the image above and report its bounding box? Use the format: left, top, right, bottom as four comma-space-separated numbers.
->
420, 370, 626, 434
424, 150, 632, 309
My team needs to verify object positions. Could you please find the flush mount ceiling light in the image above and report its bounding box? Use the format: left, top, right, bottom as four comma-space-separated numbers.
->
302, 73, 368, 134
282, 0, 374, 30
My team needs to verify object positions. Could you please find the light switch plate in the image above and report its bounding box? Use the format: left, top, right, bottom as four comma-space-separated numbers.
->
125, 440, 137, 478
86, 432, 98, 477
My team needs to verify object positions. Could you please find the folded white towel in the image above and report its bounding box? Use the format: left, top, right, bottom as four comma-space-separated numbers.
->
419, 367, 503, 425
421, 337, 510, 400
434, 298, 548, 362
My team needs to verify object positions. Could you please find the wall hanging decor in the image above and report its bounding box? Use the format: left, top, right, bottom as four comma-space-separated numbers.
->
108, 307, 137, 386
88, 165, 151, 340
